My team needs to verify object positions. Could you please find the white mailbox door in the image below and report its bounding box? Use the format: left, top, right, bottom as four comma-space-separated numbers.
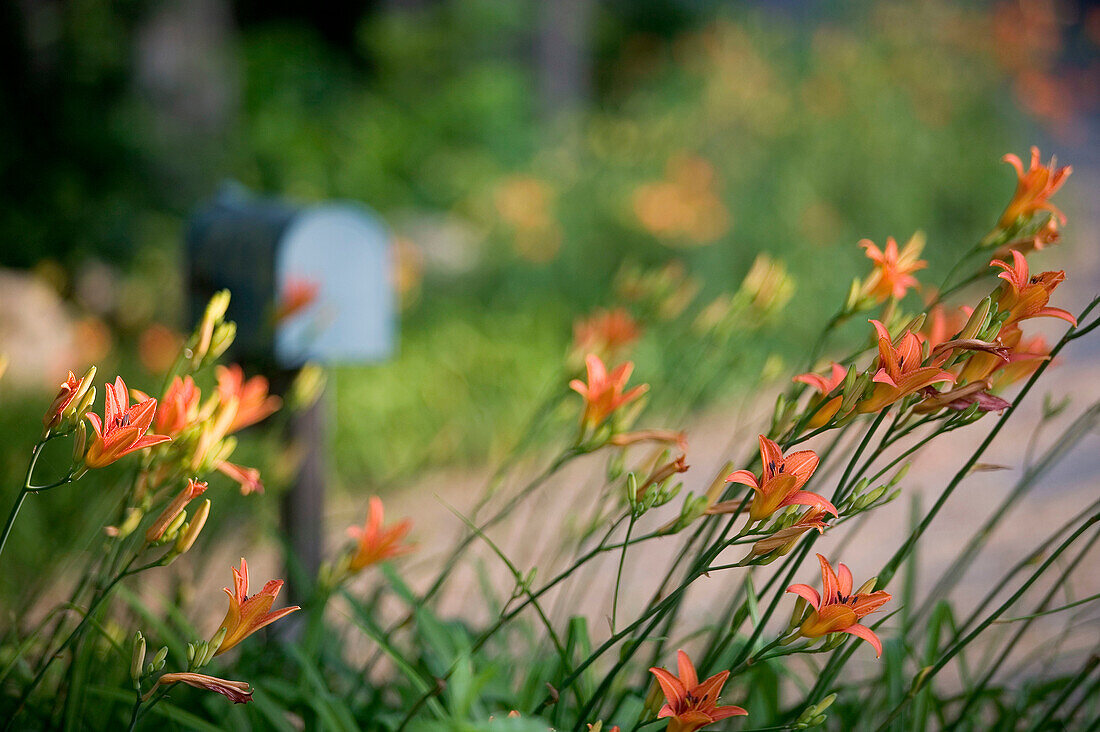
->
274, 205, 396, 366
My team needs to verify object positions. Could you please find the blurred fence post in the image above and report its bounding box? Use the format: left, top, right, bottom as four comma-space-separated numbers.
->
536, 0, 594, 118
281, 383, 328, 604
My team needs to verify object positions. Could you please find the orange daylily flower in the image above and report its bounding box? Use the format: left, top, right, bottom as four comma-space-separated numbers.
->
573, 308, 642, 361
569, 354, 648, 429
151, 672, 253, 704
997, 147, 1072, 229
154, 376, 202, 437
649, 649, 747, 732
347, 496, 415, 572
748, 508, 829, 558
793, 362, 848, 428
990, 250, 1076, 327
858, 234, 926, 302
216, 364, 282, 434
216, 461, 264, 496
857, 321, 955, 413
213, 558, 300, 655
709, 436, 837, 523
786, 554, 892, 657
84, 377, 171, 469
992, 331, 1050, 388
43, 369, 93, 432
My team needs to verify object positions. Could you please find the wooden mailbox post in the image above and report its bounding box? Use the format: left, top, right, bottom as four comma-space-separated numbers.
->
187, 184, 395, 599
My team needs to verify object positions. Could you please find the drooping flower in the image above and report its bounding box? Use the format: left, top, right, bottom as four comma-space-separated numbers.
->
748, 508, 829, 558
648, 649, 747, 732
43, 369, 95, 432
150, 672, 253, 704
636, 454, 689, 501
145, 478, 208, 543
213, 558, 300, 655
573, 308, 641, 361
216, 365, 282, 434
347, 496, 415, 572
84, 377, 171, 469
858, 233, 927, 302
708, 436, 837, 523
569, 354, 649, 429
216, 461, 264, 496
793, 362, 848, 427
990, 250, 1076, 327
857, 321, 955, 413
786, 554, 892, 657
154, 376, 202, 437
997, 147, 1072, 229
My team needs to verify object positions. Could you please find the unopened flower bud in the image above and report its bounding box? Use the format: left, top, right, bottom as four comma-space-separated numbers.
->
162, 510, 188, 542
146, 479, 208, 543
152, 646, 168, 671
889, 462, 911, 486
208, 322, 236, 362
958, 297, 992, 341
856, 577, 878, 595
64, 366, 97, 420
787, 596, 809, 631
72, 421, 87, 466
290, 362, 326, 411
206, 627, 228, 660
130, 632, 146, 681
811, 693, 837, 715
174, 499, 210, 555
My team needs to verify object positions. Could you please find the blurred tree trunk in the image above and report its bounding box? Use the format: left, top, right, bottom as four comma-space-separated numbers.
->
536, 0, 594, 119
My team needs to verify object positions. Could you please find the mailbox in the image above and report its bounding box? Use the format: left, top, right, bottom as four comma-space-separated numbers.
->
186, 183, 395, 369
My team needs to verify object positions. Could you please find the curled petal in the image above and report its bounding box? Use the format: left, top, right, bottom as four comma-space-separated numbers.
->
786, 583, 821, 611
843, 623, 883, 658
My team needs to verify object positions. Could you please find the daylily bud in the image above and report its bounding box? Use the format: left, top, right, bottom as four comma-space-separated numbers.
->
208, 322, 236, 362
959, 297, 992, 341
107, 507, 144, 539
186, 643, 196, 665
74, 385, 97, 423
146, 479, 208, 543
856, 577, 879, 594
64, 366, 97, 420
889, 462, 911, 486
904, 312, 926, 336
130, 632, 146, 681
206, 290, 232, 325
72, 421, 87, 466
787, 595, 809, 631
204, 628, 227, 666
290, 363, 326, 411
174, 499, 210, 554
812, 693, 837, 715
152, 646, 168, 671
192, 291, 231, 364
626, 473, 638, 507
206, 625, 227, 651
162, 510, 188, 542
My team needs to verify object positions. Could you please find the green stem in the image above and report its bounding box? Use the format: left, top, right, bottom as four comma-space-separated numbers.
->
0, 440, 48, 562
610, 511, 637, 634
